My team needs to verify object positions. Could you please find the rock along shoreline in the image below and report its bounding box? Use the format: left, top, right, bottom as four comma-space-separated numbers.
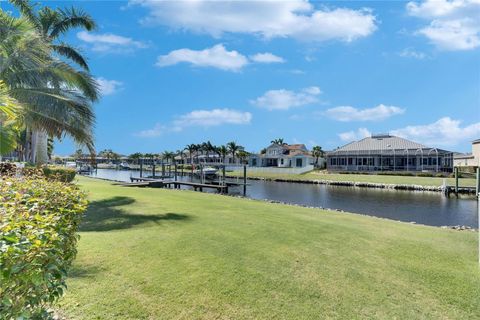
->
237, 176, 476, 194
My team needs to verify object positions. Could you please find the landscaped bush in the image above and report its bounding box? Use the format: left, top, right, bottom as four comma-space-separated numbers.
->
0, 162, 16, 176
417, 172, 435, 177
42, 166, 76, 182
0, 177, 87, 319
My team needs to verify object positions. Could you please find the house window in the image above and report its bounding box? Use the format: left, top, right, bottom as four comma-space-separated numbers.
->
296, 158, 302, 167
252, 159, 257, 166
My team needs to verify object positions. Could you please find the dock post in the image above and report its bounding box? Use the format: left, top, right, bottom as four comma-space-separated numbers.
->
175, 164, 178, 182
476, 167, 480, 197
152, 163, 156, 179
454, 167, 459, 195
140, 159, 143, 178
200, 165, 204, 184
162, 163, 165, 178
222, 165, 226, 194
243, 165, 247, 196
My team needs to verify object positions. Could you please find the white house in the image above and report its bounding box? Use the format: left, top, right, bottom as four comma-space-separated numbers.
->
454, 139, 480, 167
249, 143, 314, 168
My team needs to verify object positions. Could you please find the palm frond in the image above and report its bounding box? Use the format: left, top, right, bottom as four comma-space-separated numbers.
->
52, 43, 89, 70
49, 7, 96, 39
8, 0, 42, 31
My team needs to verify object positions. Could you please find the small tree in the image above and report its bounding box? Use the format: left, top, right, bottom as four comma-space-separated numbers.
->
312, 146, 325, 168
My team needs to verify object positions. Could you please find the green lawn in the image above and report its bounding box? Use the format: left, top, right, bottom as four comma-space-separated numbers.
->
59, 176, 480, 319
228, 170, 477, 187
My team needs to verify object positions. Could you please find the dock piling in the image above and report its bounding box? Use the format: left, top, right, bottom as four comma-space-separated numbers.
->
243, 165, 247, 196
454, 167, 459, 196
476, 167, 479, 197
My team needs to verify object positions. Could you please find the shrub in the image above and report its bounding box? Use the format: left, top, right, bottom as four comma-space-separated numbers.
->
0, 177, 87, 319
0, 162, 16, 176
417, 172, 434, 177
42, 166, 76, 182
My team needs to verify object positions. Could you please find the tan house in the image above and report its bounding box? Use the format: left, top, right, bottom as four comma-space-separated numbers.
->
454, 139, 480, 167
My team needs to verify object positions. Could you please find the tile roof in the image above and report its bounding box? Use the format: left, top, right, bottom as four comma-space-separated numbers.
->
331, 135, 448, 153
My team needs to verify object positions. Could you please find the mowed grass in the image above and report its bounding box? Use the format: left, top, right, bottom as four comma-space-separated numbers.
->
228, 170, 477, 187
59, 176, 480, 319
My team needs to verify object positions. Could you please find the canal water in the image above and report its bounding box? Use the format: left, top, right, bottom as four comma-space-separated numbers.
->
86, 169, 478, 228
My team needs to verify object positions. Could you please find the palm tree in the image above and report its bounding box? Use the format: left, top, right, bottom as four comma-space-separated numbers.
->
7, 1, 98, 163
184, 144, 197, 165
271, 138, 286, 145
176, 149, 185, 165
10, 0, 96, 70
128, 152, 143, 165
72, 148, 84, 161
217, 145, 228, 164
227, 141, 243, 164
312, 146, 325, 168
237, 150, 250, 164
162, 151, 175, 164
0, 81, 21, 156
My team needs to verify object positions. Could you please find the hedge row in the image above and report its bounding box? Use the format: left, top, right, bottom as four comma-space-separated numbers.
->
41, 166, 76, 183
0, 163, 76, 182
0, 176, 87, 319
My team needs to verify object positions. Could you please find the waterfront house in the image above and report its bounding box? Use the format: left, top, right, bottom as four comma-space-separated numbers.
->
327, 134, 453, 172
453, 139, 480, 167
249, 143, 314, 168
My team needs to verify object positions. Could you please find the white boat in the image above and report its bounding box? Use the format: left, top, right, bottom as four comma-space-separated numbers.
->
195, 167, 218, 177
119, 162, 131, 170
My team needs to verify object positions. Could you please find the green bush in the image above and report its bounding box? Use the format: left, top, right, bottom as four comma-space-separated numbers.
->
42, 166, 76, 182
0, 177, 87, 319
0, 162, 16, 176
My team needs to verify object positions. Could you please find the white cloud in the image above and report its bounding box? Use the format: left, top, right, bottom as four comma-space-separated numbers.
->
77, 31, 147, 53
136, 123, 166, 138
338, 128, 371, 142
156, 45, 285, 71
95, 77, 123, 96
131, 0, 377, 42
156, 44, 248, 71
406, 0, 480, 50
249, 53, 285, 63
398, 47, 427, 59
173, 108, 252, 128
325, 104, 405, 122
417, 19, 480, 50
251, 86, 321, 111
391, 117, 480, 147
136, 108, 252, 137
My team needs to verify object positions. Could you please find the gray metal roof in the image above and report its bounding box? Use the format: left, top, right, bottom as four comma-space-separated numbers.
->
333, 135, 439, 152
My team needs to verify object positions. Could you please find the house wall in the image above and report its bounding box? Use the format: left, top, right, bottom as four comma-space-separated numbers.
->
454, 141, 480, 167
327, 154, 453, 172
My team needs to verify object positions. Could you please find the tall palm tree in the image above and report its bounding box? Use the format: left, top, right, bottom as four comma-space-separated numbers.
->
184, 144, 197, 165
8, 1, 98, 163
217, 145, 228, 164
227, 141, 243, 164
162, 151, 175, 164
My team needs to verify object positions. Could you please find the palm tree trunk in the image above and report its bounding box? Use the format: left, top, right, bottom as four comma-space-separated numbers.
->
35, 130, 48, 165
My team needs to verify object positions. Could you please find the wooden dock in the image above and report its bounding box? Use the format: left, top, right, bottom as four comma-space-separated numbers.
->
127, 177, 233, 193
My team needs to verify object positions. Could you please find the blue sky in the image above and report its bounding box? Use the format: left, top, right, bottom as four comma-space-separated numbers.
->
8, 0, 480, 154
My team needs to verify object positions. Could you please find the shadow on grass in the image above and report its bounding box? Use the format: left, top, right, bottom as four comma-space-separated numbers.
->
68, 264, 106, 279
80, 196, 190, 232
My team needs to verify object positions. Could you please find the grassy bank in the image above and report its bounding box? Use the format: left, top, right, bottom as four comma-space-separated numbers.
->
59, 177, 479, 319
227, 170, 477, 187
